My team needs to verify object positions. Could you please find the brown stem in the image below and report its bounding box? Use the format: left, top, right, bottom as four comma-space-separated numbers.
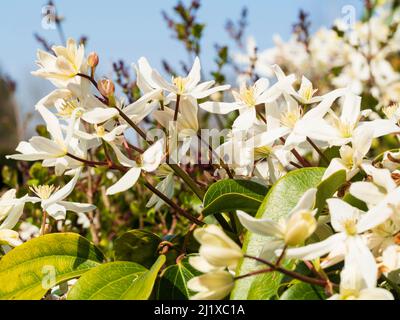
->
306, 137, 328, 164
280, 137, 312, 167
66, 152, 107, 167
40, 210, 48, 236
174, 94, 181, 122
289, 161, 302, 169
275, 245, 287, 266
113, 105, 149, 142
77, 73, 99, 91
239, 254, 338, 288
143, 176, 204, 226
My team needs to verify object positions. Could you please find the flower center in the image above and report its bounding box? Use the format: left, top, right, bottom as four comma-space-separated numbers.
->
343, 219, 358, 236
337, 121, 354, 138
254, 145, 273, 159
300, 85, 316, 102
281, 110, 301, 128
58, 99, 81, 117
30, 185, 59, 200
173, 76, 188, 94
240, 87, 257, 107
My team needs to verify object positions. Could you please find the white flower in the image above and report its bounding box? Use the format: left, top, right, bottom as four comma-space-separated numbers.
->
189, 225, 243, 273
329, 260, 394, 300
32, 38, 87, 88
322, 127, 374, 180
106, 139, 165, 195
7, 105, 72, 164
237, 188, 317, 260
282, 197, 397, 286
37, 84, 119, 125
263, 86, 348, 150
26, 169, 95, 221
281, 75, 322, 104
0, 190, 27, 247
298, 91, 400, 147
150, 56, 230, 99
188, 271, 234, 300
200, 68, 294, 131
350, 164, 400, 210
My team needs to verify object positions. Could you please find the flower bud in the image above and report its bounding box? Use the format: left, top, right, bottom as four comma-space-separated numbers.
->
87, 52, 99, 68
98, 78, 115, 98
284, 209, 317, 246
193, 225, 243, 271
188, 271, 234, 300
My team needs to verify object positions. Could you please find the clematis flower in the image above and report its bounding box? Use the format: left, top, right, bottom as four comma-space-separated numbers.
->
322, 127, 374, 180
37, 84, 119, 125
275, 69, 322, 104
121, 90, 162, 125
296, 91, 400, 147
281, 196, 399, 286
0, 190, 27, 247
260, 87, 348, 150
350, 164, 400, 210
7, 105, 72, 164
32, 38, 87, 88
26, 169, 95, 221
106, 139, 165, 195
187, 271, 234, 300
189, 225, 243, 273
329, 259, 394, 300
73, 123, 127, 151
150, 56, 230, 100
237, 188, 318, 260
200, 68, 295, 131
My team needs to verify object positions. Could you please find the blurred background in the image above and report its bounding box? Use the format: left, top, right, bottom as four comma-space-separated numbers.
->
0, 0, 362, 155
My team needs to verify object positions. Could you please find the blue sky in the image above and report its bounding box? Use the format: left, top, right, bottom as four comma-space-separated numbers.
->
0, 0, 362, 117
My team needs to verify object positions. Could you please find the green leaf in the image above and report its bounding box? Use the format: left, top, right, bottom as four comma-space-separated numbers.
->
68, 255, 166, 300
156, 255, 201, 300
279, 282, 326, 300
315, 170, 346, 216
343, 192, 368, 211
0, 233, 104, 300
318, 146, 340, 167
203, 179, 268, 216
231, 168, 325, 300
114, 230, 162, 268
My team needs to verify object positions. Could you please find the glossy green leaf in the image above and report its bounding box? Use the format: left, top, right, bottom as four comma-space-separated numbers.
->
203, 179, 268, 216
318, 146, 340, 167
156, 255, 201, 300
0, 233, 104, 300
280, 282, 326, 300
68, 255, 166, 300
315, 170, 346, 216
114, 230, 162, 268
231, 168, 325, 300
343, 192, 368, 211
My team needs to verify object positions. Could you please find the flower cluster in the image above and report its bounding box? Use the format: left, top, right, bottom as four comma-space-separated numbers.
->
2, 0, 400, 301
